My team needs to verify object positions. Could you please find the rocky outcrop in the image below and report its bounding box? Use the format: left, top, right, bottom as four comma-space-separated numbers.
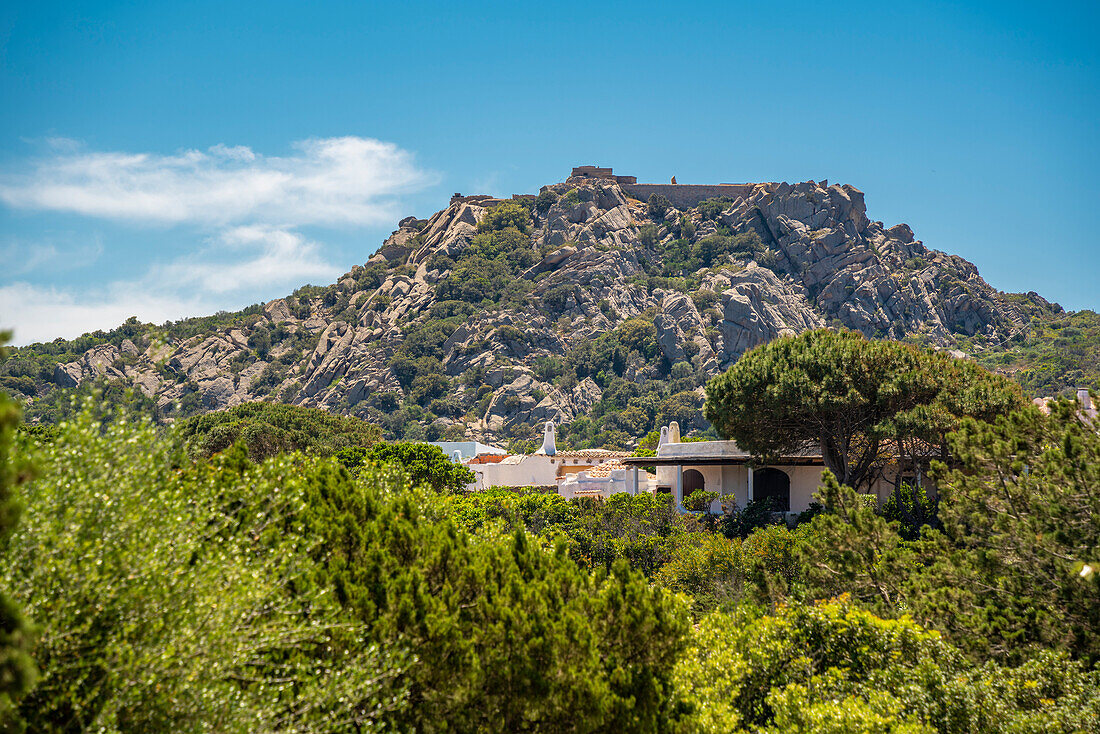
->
44, 173, 1033, 443
710, 265, 824, 362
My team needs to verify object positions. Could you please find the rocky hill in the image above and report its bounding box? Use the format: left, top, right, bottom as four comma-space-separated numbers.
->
4, 169, 1088, 448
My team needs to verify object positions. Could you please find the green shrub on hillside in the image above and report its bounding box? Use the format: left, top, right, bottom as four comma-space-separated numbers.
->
478, 200, 532, 235
647, 193, 671, 219
336, 441, 473, 493
5, 410, 405, 731
177, 401, 381, 461
534, 189, 558, 214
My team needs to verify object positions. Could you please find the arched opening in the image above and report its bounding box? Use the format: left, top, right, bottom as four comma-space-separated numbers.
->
683, 469, 705, 495
753, 468, 790, 512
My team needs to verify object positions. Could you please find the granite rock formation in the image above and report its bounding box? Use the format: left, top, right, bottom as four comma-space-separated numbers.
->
42, 175, 1034, 444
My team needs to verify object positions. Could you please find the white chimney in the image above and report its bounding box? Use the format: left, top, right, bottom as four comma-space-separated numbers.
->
1077, 388, 1093, 411
669, 421, 681, 444
453, 450, 463, 464
540, 420, 557, 456
658, 426, 668, 449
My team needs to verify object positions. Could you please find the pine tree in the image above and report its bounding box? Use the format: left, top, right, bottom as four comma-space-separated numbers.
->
704, 329, 1022, 489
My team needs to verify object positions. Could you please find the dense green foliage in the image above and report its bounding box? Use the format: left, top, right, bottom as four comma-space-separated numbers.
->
5, 410, 405, 732
800, 400, 1099, 664
0, 335, 36, 723
930, 399, 1100, 660
3, 385, 1098, 730
642, 230, 772, 279
968, 306, 1100, 396
705, 329, 1023, 488
676, 598, 1100, 733
177, 401, 382, 461
432, 200, 536, 309
296, 479, 688, 731
335, 441, 474, 493
3, 410, 693, 732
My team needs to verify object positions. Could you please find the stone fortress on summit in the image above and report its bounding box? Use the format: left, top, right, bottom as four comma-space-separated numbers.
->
566, 165, 761, 210
449, 165, 769, 211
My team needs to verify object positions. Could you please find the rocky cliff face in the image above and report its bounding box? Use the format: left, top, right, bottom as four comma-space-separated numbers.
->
43, 176, 1034, 444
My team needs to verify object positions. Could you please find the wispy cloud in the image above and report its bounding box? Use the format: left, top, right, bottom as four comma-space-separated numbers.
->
0, 136, 435, 344
0, 282, 215, 345
0, 225, 342, 344
151, 225, 340, 294
0, 136, 436, 227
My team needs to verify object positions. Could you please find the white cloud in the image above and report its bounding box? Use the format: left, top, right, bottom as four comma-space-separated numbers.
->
0, 226, 341, 345
0, 136, 434, 344
149, 225, 341, 294
0, 282, 214, 345
4, 242, 58, 275
0, 136, 436, 227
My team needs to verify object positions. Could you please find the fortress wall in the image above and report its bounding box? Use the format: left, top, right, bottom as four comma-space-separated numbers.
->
622, 183, 758, 210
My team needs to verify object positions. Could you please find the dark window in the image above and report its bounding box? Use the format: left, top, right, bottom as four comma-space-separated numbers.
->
754, 468, 790, 512
683, 469, 705, 494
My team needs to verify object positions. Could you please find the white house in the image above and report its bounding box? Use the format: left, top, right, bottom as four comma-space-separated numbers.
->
464, 419, 891, 515
621, 421, 879, 515
467, 421, 631, 491
557, 460, 651, 499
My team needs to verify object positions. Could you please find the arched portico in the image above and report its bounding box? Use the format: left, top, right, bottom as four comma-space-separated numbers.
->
683, 469, 705, 494
753, 467, 790, 511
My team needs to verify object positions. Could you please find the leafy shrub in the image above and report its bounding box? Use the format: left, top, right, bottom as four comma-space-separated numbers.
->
6, 411, 404, 731
542, 283, 576, 314
534, 189, 558, 213
679, 214, 696, 240
336, 441, 473, 493
477, 200, 531, 235
683, 489, 720, 512
638, 224, 660, 247
696, 197, 734, 221
647, 193, 671, 219
675, 597, 1100, 733
655, 533, 744, 613
177, 402, 381, 461
880, 481, 939, 540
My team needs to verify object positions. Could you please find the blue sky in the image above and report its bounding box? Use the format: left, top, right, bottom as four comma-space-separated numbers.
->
1, 0, 1097, 344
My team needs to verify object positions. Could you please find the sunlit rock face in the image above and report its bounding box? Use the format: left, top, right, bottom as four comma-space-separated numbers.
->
52, 172, 1030, 443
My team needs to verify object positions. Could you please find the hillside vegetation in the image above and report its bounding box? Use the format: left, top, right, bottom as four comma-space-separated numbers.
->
4, 348, 1098, 730
2, 176, 1095, 447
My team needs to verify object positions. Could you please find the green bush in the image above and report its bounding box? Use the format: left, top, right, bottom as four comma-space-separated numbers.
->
336, 441, 473, 493
679, 214, 696, 239
696, 197, 734, 221
0, 335, 35, 724
647, 193, 671, 219
177, 401, 381, 461
675, 597, 1100, 733
638, 224, 660, 247
5, 411, 404, 731
534, 189, 558, 214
